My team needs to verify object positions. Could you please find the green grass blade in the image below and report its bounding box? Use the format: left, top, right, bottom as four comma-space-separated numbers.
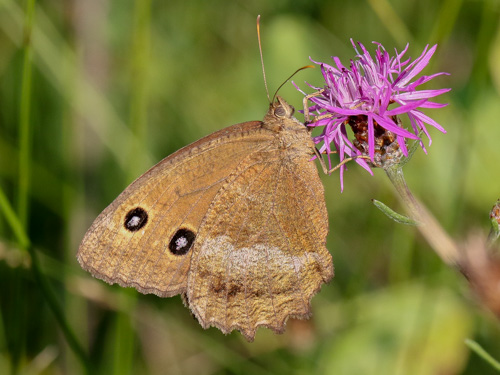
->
465, 339, 500, 371
17, 0, 35, 229
0, 186, 30, 249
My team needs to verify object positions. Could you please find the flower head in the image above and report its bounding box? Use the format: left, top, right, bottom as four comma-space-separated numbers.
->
296, 40, 450, 190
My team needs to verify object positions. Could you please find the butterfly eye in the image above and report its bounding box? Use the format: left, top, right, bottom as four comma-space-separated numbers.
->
169, 228, 196, 255
274, 106, 287, 117
124, 207, 148, 231
274, 104, 294, 118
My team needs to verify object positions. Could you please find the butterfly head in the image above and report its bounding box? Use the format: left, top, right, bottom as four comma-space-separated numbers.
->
272, 95, 295, 118
263, 96, 305, 133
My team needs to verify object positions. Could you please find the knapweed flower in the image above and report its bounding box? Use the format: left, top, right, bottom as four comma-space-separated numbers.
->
295, 40, 450, 190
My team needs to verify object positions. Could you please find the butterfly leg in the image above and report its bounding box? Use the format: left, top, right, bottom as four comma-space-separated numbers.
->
313, 146, 371, 175
302, 90, 325, 124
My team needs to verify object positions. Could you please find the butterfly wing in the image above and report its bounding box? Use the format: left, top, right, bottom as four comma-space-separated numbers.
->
77, 121, 274, 297
186, 127, 332, 341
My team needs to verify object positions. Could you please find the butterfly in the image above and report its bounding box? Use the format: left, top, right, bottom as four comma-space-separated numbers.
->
78, 16, 333, 342
77, 95, 333, 341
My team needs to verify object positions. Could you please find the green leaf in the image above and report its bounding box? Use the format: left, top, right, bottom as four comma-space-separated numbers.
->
372, 199, 419, 225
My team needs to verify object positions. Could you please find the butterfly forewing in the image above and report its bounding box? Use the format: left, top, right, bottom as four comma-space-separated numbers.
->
78, 121, 274, 296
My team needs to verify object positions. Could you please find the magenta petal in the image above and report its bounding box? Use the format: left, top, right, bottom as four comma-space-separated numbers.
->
372, 114, 419, 139
395, 88, 451, 101
398, 45, 437, 86
409, 113, 433, 144
419, 101, 448, 109
411, 110, 446, 133
397, 134, 408, 156
405, 72, 450, 89
326, 107, 367, 116
385, 99, 428, 115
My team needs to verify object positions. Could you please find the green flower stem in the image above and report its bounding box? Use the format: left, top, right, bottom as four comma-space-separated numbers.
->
385, 165, 460, 266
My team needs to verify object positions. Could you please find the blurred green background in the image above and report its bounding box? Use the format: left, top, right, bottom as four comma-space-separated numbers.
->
1, 0, 500, 374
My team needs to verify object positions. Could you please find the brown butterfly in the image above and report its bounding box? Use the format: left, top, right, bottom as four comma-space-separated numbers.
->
78, 18, 333, 342
77, 95, 333, 341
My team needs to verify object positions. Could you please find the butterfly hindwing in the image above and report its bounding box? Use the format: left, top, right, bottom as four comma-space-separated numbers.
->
186, 117, 332, 341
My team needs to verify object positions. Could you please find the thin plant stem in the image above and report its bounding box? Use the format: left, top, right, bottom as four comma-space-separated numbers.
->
465, 339, 500, 371
18, 0, 35, 229
385, 165, 460, 266
14, 3, 36, 364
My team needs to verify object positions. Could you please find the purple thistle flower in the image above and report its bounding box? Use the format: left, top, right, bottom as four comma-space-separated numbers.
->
296, 40, 450, 190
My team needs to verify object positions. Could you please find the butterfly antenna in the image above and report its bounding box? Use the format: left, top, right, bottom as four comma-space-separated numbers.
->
271, 65, 314, 103
257, 15, 271, 103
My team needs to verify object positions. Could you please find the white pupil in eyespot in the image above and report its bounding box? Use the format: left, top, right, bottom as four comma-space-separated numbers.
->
175, 236, 188, 250
127, 216, 141, 227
